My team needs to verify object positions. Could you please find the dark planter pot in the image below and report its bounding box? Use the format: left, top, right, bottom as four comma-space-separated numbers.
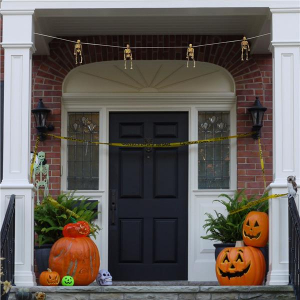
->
259, 245, 269, 277
213, 243, 235, 260
34, 244, 53, 274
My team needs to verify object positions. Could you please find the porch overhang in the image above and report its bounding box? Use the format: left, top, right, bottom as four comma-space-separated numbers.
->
29, 7, 273, 55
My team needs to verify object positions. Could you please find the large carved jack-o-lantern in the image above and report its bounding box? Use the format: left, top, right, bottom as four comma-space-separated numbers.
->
243, 211, 269, 248
216, 246, 266, 286
49, 222, 100, 286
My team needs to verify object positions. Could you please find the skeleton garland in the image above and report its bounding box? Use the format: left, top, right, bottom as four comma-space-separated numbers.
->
33, 151, 49, 205
70, 36, 253, 66
186, 44, 195, 68
74, 40, 83, 65
241, 36, 250, 61
124, 44, 133, 70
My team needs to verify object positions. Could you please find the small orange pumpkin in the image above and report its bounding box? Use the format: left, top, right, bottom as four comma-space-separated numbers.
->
39, 268, 60, 286
243, 211, 269, 247
216, 246, 265, 286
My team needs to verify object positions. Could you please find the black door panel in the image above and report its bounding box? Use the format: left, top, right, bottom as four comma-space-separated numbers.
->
109, 112, 188, 280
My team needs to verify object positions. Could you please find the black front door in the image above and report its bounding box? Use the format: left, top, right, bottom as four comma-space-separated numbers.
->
109, 112, 188, 280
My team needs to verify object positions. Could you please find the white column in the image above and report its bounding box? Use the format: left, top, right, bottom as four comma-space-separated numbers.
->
267, 8, 300, 285
0, 11, 36, 286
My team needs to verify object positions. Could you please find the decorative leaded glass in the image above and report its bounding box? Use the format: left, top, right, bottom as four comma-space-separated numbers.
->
67, 112, 99, 190
198, 112, 230, 189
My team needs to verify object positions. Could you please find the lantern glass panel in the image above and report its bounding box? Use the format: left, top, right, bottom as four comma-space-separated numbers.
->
40, 112, 48, 127
33, 111, 48, 128
251, 111, 258, 126
257, 111, 265, 127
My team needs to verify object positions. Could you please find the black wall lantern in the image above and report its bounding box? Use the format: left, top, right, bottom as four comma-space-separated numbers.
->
32, 99, 54, 141
248, 96, 267, 139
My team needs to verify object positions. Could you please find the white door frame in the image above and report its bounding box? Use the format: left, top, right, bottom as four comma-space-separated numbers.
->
61, 93, 236, 280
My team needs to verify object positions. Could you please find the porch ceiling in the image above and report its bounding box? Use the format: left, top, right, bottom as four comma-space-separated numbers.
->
34, 8, 271, 55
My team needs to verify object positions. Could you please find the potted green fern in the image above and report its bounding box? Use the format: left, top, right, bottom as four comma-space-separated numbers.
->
34, 192, 100, 273
201, 190, 268, 259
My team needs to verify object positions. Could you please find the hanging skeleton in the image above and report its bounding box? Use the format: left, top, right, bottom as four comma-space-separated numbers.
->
124, 44, 133, 70
186, 44, 195, 68
33, 151, 49, 205
241, 36, 250, 61
74, 39, 83, 64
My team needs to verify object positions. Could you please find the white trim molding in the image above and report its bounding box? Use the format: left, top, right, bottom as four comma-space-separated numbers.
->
267, 7, 300, 286
0, 11, 36, 286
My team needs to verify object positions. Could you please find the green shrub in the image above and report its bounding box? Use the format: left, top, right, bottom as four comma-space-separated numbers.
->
201, 190, 268, 243
34, 192, 100, 246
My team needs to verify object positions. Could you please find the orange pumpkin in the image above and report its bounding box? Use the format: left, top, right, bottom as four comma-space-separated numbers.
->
63, 221, 90, 238
243, 211, 269, 247
39, 268, 60, 286
49, 236, 100, 286
216, 246, 266, 286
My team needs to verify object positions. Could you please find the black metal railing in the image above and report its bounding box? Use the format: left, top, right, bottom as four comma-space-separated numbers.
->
0, 194, 16, 285
289, 196, 300, 299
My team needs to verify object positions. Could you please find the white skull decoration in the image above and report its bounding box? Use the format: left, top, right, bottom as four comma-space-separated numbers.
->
96, 269, 113, 286
37, 151, 46, 164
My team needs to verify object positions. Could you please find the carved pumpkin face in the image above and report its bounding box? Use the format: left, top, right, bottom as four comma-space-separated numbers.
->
61, 275, 74, 286
62, 221, 90, 238
216, 246, 266, 286
243, 211, 269, 247
39, 268, 60, 286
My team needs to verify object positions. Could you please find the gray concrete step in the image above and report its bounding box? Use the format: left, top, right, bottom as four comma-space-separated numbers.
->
9, 285, 296, 300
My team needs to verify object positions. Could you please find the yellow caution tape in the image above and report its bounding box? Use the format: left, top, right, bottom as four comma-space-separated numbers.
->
229, 193, 288, 215
30, 136, 40, 181
47, 196, 80, 219
45, 132, 254, 148
258, 138, 267, 190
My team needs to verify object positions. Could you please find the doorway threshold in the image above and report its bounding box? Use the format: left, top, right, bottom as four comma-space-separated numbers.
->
105, 281, 218, 286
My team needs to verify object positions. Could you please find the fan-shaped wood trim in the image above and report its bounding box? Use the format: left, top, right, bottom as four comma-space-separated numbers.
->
63, 60, 235, 95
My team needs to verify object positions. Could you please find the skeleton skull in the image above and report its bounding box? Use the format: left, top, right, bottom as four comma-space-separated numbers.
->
37, 151, 46, 164
96, 269, 113, 286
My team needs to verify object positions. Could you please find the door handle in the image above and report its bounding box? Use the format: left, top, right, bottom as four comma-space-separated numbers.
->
144, 138, 153, 153
110, 189, 117, 225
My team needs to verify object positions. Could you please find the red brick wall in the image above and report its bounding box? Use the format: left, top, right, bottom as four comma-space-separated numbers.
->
31, 35, 273, 196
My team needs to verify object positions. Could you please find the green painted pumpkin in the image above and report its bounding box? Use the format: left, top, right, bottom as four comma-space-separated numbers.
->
61, 275, 74, 286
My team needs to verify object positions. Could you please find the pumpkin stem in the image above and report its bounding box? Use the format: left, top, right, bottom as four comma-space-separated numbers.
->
235, 240, 245, 247
70, 217, 77, 223
47, 268, 52, 272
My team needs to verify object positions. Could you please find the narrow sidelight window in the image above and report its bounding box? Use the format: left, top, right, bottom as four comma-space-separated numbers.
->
198, 112, 230, 189
67, 112, 99, 190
